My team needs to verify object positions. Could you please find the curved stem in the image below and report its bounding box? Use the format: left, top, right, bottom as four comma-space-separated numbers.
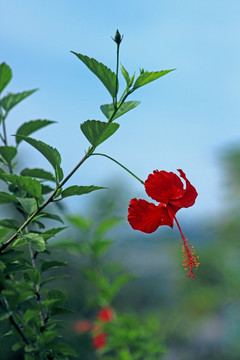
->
0, 146, 95, 254
92, 152, 144, 185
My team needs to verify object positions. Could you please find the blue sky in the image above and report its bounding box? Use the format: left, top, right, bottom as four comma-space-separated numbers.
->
1, 1, 240, 222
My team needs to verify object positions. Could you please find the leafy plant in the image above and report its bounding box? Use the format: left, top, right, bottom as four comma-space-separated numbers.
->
0, 31, 174, 359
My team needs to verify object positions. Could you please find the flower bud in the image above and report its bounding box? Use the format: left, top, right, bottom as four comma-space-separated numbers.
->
113, 29, 123, 45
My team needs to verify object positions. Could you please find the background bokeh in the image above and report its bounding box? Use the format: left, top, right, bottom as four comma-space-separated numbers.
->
1, 1, 240, 359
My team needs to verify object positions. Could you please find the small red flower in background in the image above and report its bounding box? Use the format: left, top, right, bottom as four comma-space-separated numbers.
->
97, 306, 114, 322
128, 169, 199, 279
73, 320, 93, 333
93, 332, 107, 350
73, 307, 114, 351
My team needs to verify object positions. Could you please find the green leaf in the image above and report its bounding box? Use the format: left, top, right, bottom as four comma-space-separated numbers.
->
23, 233, 46, 252
0, 146, 17, 163
38, 330, 58, 345
4, 174, 42, 199
1, 89, 37, 112
120, 64, 131, 86
12, 341, 25, 351
47, 342, 77, 357
92, 239, 113, 257
100, 101, 140, 121
23, 309, 40, 324
133, 69, 175, 90
109, 274, 134, 298
61, 185, 105, 199
21, 168, 56, 182
96, 217, 122, 236
0, 168, 7, 181
0, 63, 12, 93
80, 120, 119, 147
15, 135, 63, 183
66, 215, 92, 230
17, 198, 38, 214
16, 119, 55, 145
41, 260, 68, 272
0, 191, 18, 204
27, 269, 41, 284
72, 52, 118, 98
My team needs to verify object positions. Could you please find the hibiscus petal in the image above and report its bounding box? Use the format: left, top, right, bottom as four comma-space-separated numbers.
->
169, 169, 198, 208
128, 198, 173, 233
145, 170, 184, 204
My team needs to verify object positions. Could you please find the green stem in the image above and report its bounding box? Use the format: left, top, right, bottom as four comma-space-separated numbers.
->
1, 113, 8, 146
92, 152, 144, 185
114, 42, 120, 110
0, 146, 95, 254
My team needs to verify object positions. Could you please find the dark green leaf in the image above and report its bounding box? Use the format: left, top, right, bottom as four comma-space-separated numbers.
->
0, 228, 11, 243
4, 174, 42, 199
100, 101, 140, 121
15, 135, 63, 183
41, 260, 68, 272
1, 89, 37, 111
42, 227, 67, 241
23, 233, 46, 252
0, 63, 12, 93
16, 119, 55, 145
72, 52, 118, 98
50, 307, 72, 316
0, 250, 24, 263
133, 69, 175, 90
80, 120, 119, 147
40, 275, 69, 287
0, 311, 13, 321
39, 212, 64, 224
17, 198, 38, 214
61, 185, 105, 199
47, 289, 67, 307
21, 168, 55, 182
0, 219, 20, 229
0, 146, 17, 163
41, 184, 54, 195
0, 191, 18, 204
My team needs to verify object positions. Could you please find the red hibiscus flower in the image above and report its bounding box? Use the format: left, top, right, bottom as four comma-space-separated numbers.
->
128, 169, 199, 279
